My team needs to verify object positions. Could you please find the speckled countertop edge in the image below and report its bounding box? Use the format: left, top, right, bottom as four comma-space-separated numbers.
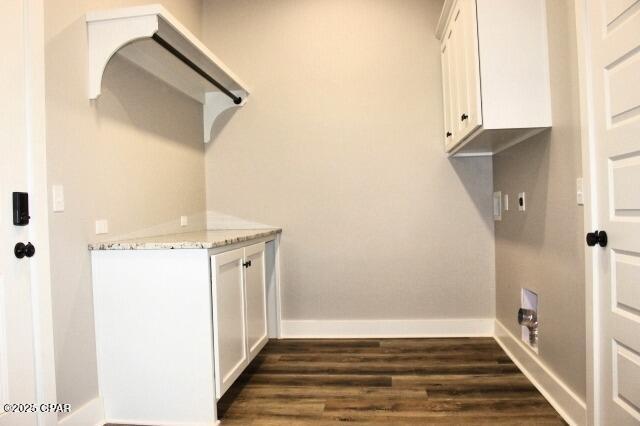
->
88, 228, 281, 251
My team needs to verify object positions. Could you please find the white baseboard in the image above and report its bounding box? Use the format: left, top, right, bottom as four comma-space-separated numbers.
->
103, 419, 217, 426
280, 318, 495, 338
58, 396, 217, 426
58, 397, 105, 426
494, 320, 587, 426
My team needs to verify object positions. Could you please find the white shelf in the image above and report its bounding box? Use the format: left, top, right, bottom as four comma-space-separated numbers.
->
86, 4, 250, 143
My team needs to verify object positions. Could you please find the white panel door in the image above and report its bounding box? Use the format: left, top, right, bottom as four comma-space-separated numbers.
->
0, 1, 39, 425
211, 248, 248, 399
244, 243, 268, 361
584, 0, 640, 423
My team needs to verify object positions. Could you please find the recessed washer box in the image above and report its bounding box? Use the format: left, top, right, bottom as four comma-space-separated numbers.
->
521, 288, 538, 353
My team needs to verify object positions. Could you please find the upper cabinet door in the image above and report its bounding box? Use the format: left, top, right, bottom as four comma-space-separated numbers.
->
450, 0, 482, 144
243, 243, 268, 361
449, 6, 466, 147
441, 0, 483, 151
441, 34, 456, 150
458, 0, 482, 139
211, 248, 248, 399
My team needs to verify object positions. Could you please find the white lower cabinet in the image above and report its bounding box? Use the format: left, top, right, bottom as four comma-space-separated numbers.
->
91, 235, 279, 426
212, 242, 268, 399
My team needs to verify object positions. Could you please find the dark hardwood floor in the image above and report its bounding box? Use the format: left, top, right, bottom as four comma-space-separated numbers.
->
108, 337, 566, 425
217, 337, 567, 425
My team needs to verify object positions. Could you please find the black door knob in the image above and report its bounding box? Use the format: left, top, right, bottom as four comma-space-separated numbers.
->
586, 230, 607, 247
461, 113, 469, 121
446, 131, 452, 137
14, 242, 36, 259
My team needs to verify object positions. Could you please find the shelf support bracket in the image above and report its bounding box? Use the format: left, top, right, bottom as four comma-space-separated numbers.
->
203, 91, 247, 143
87, 14, 159, 99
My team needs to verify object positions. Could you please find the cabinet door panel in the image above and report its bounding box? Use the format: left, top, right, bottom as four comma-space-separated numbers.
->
441, 39, 455, 150
244, 243, 268, 360
460, 0, 482, 137
211, 248, 247, 399
442, 0, 483, 153
451, 4, 467, 144
444, 4, 466, 149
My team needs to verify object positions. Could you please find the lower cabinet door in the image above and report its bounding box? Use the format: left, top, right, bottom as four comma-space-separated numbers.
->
211, 248, 248, 399
244, 243, 269, 360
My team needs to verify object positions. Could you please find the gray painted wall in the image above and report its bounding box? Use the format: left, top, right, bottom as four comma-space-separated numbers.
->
44, 0, 205, 416
201, 0, 496, 322
493, 0, 586, 399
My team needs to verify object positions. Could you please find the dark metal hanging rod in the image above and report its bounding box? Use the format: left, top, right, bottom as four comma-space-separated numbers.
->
151, 33, 242, 105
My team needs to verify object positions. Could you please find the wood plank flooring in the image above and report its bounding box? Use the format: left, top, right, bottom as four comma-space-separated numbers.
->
217, 338, 567, 425
107, 338, 566, 425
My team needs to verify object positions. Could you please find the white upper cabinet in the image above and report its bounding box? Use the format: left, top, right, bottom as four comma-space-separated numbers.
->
436, 0, 552, 156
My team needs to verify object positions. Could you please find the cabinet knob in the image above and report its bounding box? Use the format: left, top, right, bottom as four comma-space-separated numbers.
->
243, 260, 252, 268
461, 113, 468, 121
446, 131, 452, 137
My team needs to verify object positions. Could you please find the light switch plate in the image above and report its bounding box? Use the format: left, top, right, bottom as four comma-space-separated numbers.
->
518, 192, 526, 211
576, 177, 584, 205
493, 191, 502, 221
504, 194, 509, 211
95, 219, 109, 235
52, 185, 64, 212
180, 215, 188, 227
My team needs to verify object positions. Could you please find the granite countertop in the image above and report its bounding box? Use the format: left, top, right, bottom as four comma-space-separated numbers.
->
88, 229, 281, 250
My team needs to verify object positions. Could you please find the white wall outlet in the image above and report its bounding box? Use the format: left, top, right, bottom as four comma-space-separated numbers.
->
503, 194, 509, 211
576, 177, 584, 205
518, 192, 526, 211
52, 185, 65, 212
493, 191, 502, 221
180, 215, 188, 227
95, 219, 109, 235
